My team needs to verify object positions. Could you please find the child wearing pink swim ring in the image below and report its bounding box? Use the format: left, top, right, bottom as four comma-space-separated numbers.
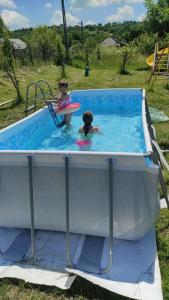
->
57, 80, 71, 127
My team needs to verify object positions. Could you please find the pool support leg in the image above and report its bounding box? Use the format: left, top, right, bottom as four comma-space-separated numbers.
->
27, 155, 36, 263
65, 156, 74, 267
100, 158, 113, 273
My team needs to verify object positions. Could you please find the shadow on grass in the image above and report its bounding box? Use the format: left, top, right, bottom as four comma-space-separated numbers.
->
0, 277, 130, 300
119, 70, 131, 75
136, 66, 149, 71
159, 141, 169, 150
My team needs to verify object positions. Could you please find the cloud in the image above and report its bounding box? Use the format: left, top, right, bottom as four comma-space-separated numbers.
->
70, 0, 121, 9
84, 20, 97, 25
70, 0, 143, 8
125, 0, 143, 3
0, 0, 16, 9
45, 2, 52, 9
1, 10, 30, 29
137, 13, 145, 21
106, 5, 134, 22
50, 10, 80, 26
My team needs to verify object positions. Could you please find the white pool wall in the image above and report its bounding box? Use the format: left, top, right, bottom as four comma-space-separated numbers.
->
0, 151, 159, 240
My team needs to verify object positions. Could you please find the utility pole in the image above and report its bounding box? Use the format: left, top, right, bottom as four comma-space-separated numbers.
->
81, 21, 84, 46
61, 0, 69, 63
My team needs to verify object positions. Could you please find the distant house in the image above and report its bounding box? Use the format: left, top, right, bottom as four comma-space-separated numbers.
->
0, 38, 27, 50
100, 38, 120, 47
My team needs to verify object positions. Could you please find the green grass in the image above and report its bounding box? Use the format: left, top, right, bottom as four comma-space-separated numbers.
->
0, 277, 129, 300
156, 209, 169, 300
0, 49, 169, 299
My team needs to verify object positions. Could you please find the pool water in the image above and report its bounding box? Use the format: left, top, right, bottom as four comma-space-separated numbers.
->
0, 89, 146, 153
22, 113, 145, 152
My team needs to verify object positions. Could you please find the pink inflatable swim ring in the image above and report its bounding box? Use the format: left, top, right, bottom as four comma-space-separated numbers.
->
76, 140, 91, 147
56, 103, 80, 115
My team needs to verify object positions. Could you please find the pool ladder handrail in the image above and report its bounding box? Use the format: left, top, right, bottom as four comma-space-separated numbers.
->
25, 80, 63, 127
36, 80, 64, 127
25, 82, 46, 116
36, 79, 55, 99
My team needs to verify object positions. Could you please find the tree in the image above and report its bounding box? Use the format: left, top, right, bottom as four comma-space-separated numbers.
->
0, 16, 5, 38
119, 46, 132, 75
31, 26, 60, 64
55, 38, 66, 78
84, 37, 97, 66
158, 0, 169, 8
97, 46, 101, 61
0, 36, 23, 104
134, 33, 158, 55
144, 0, 169, 36
0, 16, 10, 38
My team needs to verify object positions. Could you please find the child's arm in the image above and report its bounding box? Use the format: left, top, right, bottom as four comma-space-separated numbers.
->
94, 126, 101, 134
52, 94, 63, 107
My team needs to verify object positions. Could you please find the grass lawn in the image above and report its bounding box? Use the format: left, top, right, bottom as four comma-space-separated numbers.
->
0, 49, 169, 299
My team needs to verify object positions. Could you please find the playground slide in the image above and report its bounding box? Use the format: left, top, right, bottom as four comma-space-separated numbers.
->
146, 47, 169, 66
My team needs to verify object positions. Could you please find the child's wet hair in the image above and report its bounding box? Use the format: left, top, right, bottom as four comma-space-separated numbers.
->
83, 112, 93, 136
83, 112, 93, 124
58, 80, 68, 88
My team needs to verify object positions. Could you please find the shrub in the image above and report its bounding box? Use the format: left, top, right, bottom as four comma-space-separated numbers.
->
134, 33, 158, 55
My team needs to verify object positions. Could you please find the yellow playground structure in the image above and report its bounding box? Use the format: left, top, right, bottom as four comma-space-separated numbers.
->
146, 43, 169, 83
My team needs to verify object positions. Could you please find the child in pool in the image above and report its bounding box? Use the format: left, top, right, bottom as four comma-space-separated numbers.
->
56, 80, 72, 128
78, 111, 100, 136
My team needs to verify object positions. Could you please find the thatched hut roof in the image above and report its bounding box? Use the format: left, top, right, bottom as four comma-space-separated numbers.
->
0, 38, 27, 50
100, 38, 120, 47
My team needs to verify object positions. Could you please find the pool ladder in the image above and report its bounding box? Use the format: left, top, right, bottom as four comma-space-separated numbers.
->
25, 79, 63, 127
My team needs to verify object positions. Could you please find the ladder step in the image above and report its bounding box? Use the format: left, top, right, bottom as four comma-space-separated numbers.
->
156, 77, 169, 80
157, 53, 168, 56
155, 61, 168, 64
25, 105, 36, 113
155, 59, 168, 61
155, 67, 168, 69
155, 66, 168, 69
154, 72, 169, 75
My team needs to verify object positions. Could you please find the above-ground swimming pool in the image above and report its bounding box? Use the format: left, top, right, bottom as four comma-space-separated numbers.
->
0, 89, 160, 240
0, 89, 146, 153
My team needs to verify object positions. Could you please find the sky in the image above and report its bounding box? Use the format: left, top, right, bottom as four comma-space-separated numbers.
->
0, 0, 146, 30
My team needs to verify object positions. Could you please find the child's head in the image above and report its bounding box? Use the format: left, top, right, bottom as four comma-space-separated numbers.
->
83, 111, 93, 130
58, 80, 68, 93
